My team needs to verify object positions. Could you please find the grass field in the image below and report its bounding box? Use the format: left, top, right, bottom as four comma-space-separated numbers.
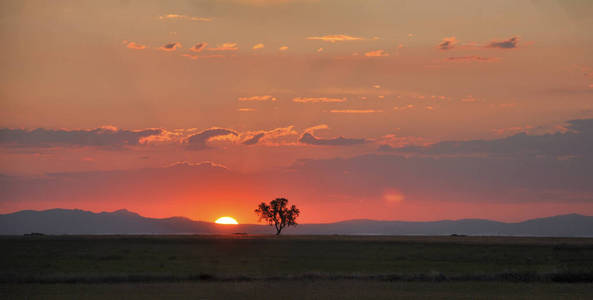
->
2, 235, 593, 299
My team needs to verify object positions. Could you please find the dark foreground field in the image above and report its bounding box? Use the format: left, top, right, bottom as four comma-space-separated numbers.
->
2, 235, 593, 299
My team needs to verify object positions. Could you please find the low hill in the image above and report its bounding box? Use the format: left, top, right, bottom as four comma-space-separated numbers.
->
1, 209, 592, 236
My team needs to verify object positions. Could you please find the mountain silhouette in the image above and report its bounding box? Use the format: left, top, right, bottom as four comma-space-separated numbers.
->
1, 209, 592, 236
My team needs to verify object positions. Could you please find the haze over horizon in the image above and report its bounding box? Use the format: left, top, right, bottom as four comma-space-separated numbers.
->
3, 207, 592, 224
3, 208, 593, 237
1, 0, 593, 224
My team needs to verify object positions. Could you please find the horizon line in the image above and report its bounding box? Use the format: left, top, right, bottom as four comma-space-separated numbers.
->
1, 207, 590, 225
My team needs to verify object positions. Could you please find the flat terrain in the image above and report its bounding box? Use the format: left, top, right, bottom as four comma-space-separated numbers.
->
3, 281, 593, 300
1, 235, 593, 299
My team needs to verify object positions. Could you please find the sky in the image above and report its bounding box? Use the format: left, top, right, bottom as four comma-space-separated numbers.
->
1, 0, 593, 223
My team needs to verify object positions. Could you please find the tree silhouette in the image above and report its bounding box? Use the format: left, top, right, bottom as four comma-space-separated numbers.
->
255, 198, 300, 235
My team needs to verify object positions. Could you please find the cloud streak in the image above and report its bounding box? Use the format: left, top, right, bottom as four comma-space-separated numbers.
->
380, 118, 593, 158
307, 34, 363, 43
438, 37, 458, 50
293, 97, 346, 103
364, 50, 389, 57
0, 127, 162, 148
330, 109, 382, 114
159, 14, 212, 22
190, 43, 208, 52
208, 43, 238, 51
299, 132, 366, 146
486, 36, 520, 49
243, 133, 265, 145
238, 95, 277, 101
125, 41, 146, 50
185, 128, 238, 150
160, 42, 182, 51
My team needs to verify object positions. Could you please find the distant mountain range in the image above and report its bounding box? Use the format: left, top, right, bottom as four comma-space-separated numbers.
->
1, 209, 593, 237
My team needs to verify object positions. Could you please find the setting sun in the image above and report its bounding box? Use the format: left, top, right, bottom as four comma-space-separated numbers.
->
215, 216, 238, 225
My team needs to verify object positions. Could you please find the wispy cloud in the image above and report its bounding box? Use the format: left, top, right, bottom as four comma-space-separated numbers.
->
307, 34, 363, 43
252, 43, 264, 50
293, 97, 346, 103
237, 108, 256, 112
438, 37, 457, 50
160, 42, 182, 51
190, 43, 208, 52
240, 126, 299, 146
0, 127, 162, 148
439, 36, 520, 51
185, 128, 237, 150
486, 36, 519, 49
159, 14, 212, 22
208, 43, 238, 51
242, 133, 265, 145
125, 41, 146, 50
383, 118, 593, 158
364, 50, 389, 57
238, 95, 277, 101
299, 124, 365, 146
329, 109, 382, 114
279, 46, 288, 51
299, 133, 366, 146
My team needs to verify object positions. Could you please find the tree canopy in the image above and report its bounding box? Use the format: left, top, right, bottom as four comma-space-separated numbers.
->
255, 198, 300, 235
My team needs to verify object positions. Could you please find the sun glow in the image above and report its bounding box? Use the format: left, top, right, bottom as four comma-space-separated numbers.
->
215, 216, 238, 224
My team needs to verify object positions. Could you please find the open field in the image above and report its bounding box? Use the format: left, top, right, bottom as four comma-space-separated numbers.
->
2, 235, 593, 298
3, 281, 593, 300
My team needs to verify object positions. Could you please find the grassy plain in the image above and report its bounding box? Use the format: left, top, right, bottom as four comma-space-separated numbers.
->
1, 235, 593, 299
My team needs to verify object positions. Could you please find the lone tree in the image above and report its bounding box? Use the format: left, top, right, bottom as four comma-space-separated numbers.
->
255, 198, 300, 235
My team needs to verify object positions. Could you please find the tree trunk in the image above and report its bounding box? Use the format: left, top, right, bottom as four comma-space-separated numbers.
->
276, 227, 282, 235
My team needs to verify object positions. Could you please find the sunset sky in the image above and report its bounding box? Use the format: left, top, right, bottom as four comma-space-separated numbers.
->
1, 0, 592, 223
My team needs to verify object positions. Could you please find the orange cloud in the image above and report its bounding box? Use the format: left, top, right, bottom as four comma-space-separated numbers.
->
159, 14, 212, 22
185, 128, 238, 150
438, 36, 457, 50
316, 47, 324, 52
279, 46, 288, 51
364, 50, 389, 57
190, 43, 208, 52
293, 97, 346, 103
252, 43, 264, 50
303, 124, 329, 134
160, 42, 182, 51
329, 109, 382, 114
208, 43, 238, 51
307, 34, 363, 43
241, 126, 299, 146
237, 108, 256, 112
126, 42, 146, 50
298, 125, 367, 146
486, 36, 519, 49
238, 95, 277, 101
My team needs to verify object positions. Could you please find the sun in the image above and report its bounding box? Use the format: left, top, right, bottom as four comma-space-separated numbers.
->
215, 216, 238, 225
